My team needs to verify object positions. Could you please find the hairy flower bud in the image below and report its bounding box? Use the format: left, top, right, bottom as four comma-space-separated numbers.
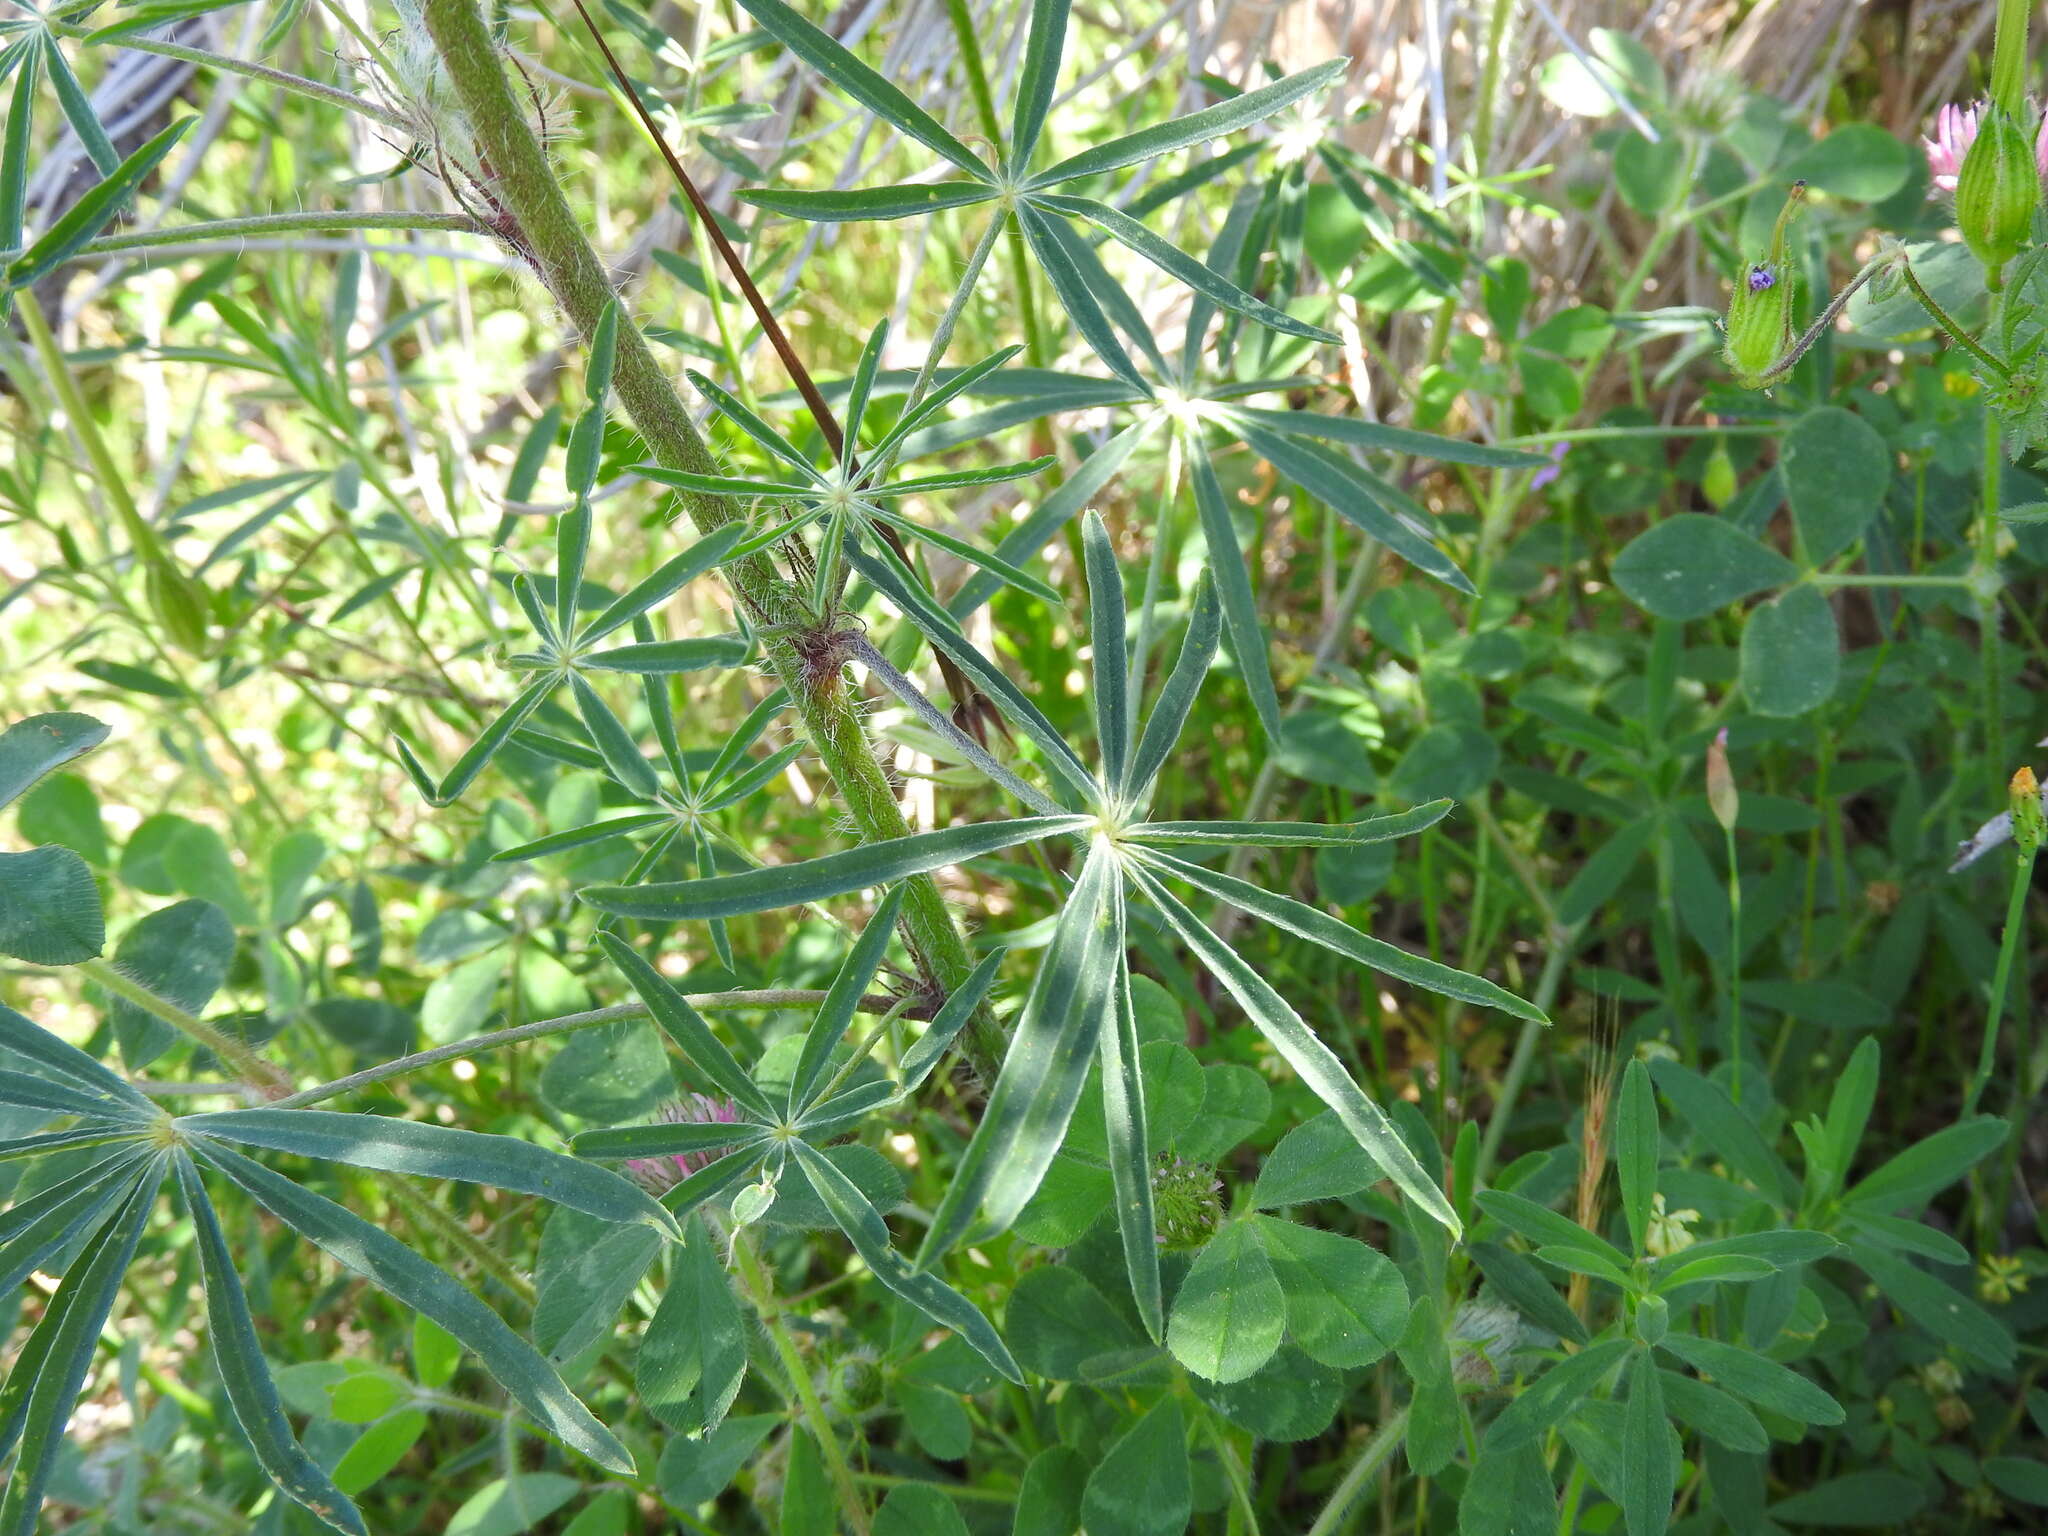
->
1151, 1154, 1224, 1250
1722, 184, 1805, 389
1955, 106, 2040, 276
1707, 728, 1739, 833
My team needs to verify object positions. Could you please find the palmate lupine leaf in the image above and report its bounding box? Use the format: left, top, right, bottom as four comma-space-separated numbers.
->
5, 114, 190, 292
919, 839, 1124, 1265
788, 886, 905, 1116
194, 1142, 636, 1474
0, 1175, 159, 1536
181, 1110, 681, 1239
0, 1148, 152, 1296
0, 1000, 154, 1116
1187, 440, 1283, 739
175, 1159, 369, 1536
1100, 929, 1161, 1339
596, 931, 779, 1119
1124, 863, 1462, 1236
790, 1139, 1022, 1383
582, 815, 1091, 921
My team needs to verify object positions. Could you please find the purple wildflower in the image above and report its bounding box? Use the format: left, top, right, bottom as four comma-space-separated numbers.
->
1747, 265, 1776, 293
1530, 441, 1568, 492
623, 1093, 742, 1196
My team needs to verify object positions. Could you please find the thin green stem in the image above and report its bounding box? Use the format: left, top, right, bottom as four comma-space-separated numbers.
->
1963, 845, 2037, 1117
50, 20, 410, 130
74, 958, 289, 1096
1304, 1407, 1410, 1536
1475, 928, 1580, 1184
732, 1230, 873, 1536
1724, 823, 1744, 1106
79, 211, 482, 256
1901, 259, 2011, 379
269, 990, 885, 1108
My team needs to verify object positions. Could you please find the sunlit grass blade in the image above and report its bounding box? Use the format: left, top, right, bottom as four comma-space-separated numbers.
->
0, 1172, 156, 1534
595, 931, 780, 1120
568, 673, 660, 799
790, 886, 904, 1116
1016, 205, 1149, 392
1239, 425, 1476, 595
920, 843, 1122, 1264
183, 1109, 681, 1239
867, 504, 1064, 607
1125, 573, 1220, 803
1135, 846, 1546, 1022
1188, 441, 1282, 740
1101, 940, 1162, 1340
196, 1142, 636, 1474
742, 182, 999, 223
1132, 801, 1453, 848
844, 536, 1099, 801
1231, 403, 1548, 470
583, 815, 1090, 920
176, 1158, 369, 1536
1125, 863, 1460, 1236
791, 1139, 1023, 1383
6, 113, 189, 290
684, 370, 821, 477
1010, 0, 1070, 166
1039, 193, 1339, 344
491, 811, 669, 864
0, 1000, 154, 1115
948, 418, 1157, 620
580, 523, 746, 644
583, 637, 750, 674
1029, 59, 1345, 188
1081, 511, 1133, 788
899, 950, 1003, 1093
729, 0, 992, 178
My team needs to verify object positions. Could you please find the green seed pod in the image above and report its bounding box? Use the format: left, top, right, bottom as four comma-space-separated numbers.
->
1721, 184, 1806, 389
1634, 1293, 1670, 1348
1701, 442, 1738, 507
1955, 106, 2039, 277
147, 558, 210, 655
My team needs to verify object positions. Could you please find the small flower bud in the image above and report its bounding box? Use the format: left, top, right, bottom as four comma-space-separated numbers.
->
1722, 184, 1806, 389
1955, 106, 2040, 277
2010, 765, 2044, 857
1701, 443, 1738, 507
1634, 1293, 1670, 1347
1151, 1154, 1224, 1250
1707, 728, 1739, 833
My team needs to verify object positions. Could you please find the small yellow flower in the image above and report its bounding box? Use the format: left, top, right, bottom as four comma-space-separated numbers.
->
1645, 1193, 1701, 1258
1979, 1253, 2029, 1303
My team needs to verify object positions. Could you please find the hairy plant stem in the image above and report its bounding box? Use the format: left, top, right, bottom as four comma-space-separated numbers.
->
79, 211, 483, 257
731, 1228, 873, 1536
420, 0, 999, 1079
1303, 1406, 1410, 1536
74, 958, 289, 1097
268, 990, 892, 1108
